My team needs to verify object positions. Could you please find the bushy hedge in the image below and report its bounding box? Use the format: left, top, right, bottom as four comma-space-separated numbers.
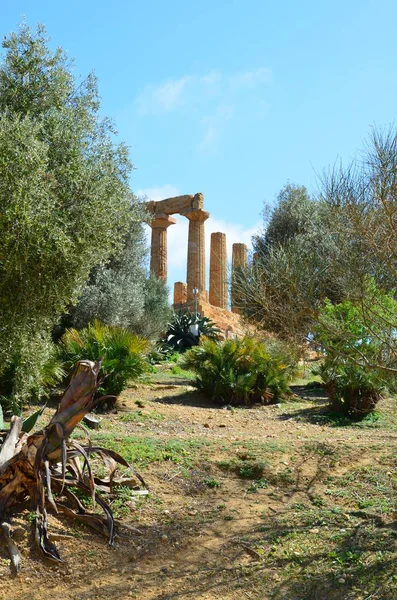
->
182, 336, 298, 406
59, 320, 149, 397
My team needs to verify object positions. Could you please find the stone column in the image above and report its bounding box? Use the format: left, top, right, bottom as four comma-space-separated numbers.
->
149, 213, 176, 281
209, 232, 228, 309
231, 243, 248, 313
173, 282, 187, 306
181, 208, 209, 300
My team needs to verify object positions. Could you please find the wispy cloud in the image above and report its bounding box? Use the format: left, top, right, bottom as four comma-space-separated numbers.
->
230, 67, 272, 88
135, 77, 192, 115
134, 67, 272, 113
135, 184, 180, 201
133, 67, 272, 152
199, 104, 234, 153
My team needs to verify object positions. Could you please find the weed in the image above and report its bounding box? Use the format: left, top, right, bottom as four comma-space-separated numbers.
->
218, 455, 269, 480
204, 478, 221, 489
247, 478, 269, 493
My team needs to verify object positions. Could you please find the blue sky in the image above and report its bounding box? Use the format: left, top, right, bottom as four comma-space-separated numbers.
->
3, 1, 397, 292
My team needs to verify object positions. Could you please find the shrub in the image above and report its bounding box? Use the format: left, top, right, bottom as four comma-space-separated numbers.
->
163, 311, 220, 351
0, 339, 65, 414
58, 320, 149, 397
314, 295, 397, 416
182, 336, 298, 406
314, 359, 385, 417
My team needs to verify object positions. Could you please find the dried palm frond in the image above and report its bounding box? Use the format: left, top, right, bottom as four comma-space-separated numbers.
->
0, 360, 147, 572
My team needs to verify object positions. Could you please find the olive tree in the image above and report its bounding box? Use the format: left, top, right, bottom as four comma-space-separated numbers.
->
0, 24, 134, 407
235, 184, 345, 343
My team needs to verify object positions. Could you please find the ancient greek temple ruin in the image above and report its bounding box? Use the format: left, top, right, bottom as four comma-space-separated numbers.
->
146, 193, 249, 336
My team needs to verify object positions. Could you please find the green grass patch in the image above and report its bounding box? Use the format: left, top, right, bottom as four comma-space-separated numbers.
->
325, 465, 396, 514
119, 409, 164, 423
90, 432, 210, 468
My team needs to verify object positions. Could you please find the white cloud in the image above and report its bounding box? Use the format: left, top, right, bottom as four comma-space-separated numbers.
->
230, 67, 272, 88
199, 104, 234, 153
135, 77, 191, 115
133, 67, 272, 116
135, 184, 180, 201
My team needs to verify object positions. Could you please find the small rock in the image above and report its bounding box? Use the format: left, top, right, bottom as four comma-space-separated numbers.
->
309, 528, 319, 534
83, 414, 100, 430
338, 578, 346, 584
161, 534, 168, 542
203, 423, 210, 428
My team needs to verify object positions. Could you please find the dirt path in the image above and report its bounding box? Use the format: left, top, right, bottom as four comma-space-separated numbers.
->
0, 373, 396, 600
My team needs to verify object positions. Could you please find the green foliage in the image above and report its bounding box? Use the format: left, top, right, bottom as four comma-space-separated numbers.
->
163, 311, 220, 351
0, 341, 65, 413
204, 478, 221, 488
21, 405, 46, 433
0, 24, 134, 405
148, 343, 178, 364
254, 183, 318, 253
59, 320, 150, 397
314, 287, 397, 416
235, 184, 346, 341
73, 224, 171, 340
182, 336, 298, 406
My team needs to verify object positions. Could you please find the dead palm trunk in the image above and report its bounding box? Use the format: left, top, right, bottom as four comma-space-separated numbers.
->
0, 360, 146, 572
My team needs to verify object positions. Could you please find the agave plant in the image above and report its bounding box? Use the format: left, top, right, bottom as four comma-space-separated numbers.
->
0, 360, 146, 572
163, 311, 220, 351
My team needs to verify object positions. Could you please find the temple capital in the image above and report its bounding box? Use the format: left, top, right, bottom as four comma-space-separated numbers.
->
150, 213, 177, 229
180, 208, 209, 222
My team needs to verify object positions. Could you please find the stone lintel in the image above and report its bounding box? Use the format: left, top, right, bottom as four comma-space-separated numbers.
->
145, 193, 204, 216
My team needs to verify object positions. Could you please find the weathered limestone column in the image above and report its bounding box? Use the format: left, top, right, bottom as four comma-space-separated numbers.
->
149, 213, 176, 281
209, 232, 228, 309
231, 243, 248, 313
181, 208, 209, 300
173, 282, 187, 306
